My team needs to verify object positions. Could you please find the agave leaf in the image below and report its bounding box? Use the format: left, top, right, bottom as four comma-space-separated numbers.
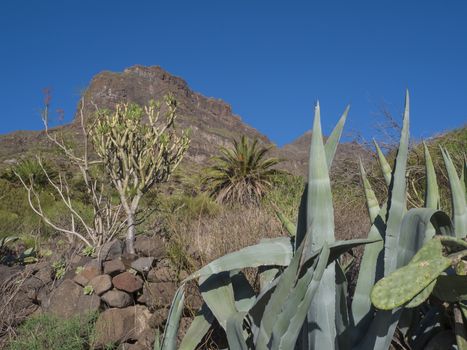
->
360, 158, 380, 223
336, 262, 351, 350
179, 304, 214, 350
357, 90, 410, 350
384, 90, 410, 274
199, 272, 238, 330
423, 142, 440, 209
160, 285, 185, 350
275, 209, 296, 236
351, 206, 386, 336
231, 272, 256, 312
272, 242, 331, 350
258, 267, 280, 292
294, 184, 308, 249
226, 312, 249, 350
185, 237, 293, 281
374, 139, 392, 187
324, 105, 350, 170
397, 208, 454, 268
462, 156, 466, 198
255, 242, 305, 349
305, 102, 337, 349
440, 147, 467, 238
154, 329, 161, 350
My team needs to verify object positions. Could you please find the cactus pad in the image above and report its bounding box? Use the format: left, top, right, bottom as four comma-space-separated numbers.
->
371, 255, 451, 310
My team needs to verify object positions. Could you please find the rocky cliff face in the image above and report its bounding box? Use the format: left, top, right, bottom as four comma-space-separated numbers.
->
0, 65, 371, 175
77, 65, 272, 165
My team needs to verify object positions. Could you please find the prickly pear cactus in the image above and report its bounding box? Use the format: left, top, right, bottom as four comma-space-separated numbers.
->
371, 238, 452, 310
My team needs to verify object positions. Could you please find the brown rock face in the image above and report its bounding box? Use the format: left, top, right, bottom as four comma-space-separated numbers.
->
138, 281, 177, 310
93, 305, 151, 347
101, 289, 133, 308
73, 265, 100, 286
89, 274, 112, 296
112, 272, 143, 293
133, 235, 166, 259
46, 279, 100, 318
75, 65, 271, 166
103, 259, 126, 276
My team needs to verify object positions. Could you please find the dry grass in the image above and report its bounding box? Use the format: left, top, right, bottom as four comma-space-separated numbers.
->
0, 269, 37, 348
166, 205, 286, 267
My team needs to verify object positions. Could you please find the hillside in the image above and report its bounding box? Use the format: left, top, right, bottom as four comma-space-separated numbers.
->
0, 65, 372, 175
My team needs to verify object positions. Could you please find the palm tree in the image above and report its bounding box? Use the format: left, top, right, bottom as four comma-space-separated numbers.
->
203, 136, 282, 205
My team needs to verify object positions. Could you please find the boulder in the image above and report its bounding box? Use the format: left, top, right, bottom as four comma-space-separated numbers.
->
147, 265, 176, 283
101, 290, 133, 308
100, 239, 123, 261
93, 305, 151, 347
131, 257, 155, 274
134, 235, 166, 259
113, 272, 143, 293
73, 264, 100, 286
103, 259, 126, 276
46, 279, 100, 318
138, 282, 177, 310
89, 274, 112, 296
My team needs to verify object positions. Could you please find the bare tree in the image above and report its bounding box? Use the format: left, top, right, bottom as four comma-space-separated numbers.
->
89, 95, 190, 253
16, 93, 125, 250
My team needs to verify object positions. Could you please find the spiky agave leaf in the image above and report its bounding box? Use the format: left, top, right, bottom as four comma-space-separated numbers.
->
396, 208, 454, 268
185, 237, 293, 281
159, 285, 185, 350
374, 139, 393, 187
179, 304, 214, 350
440, 147, 467, 237
324, 105, 350, 170
270, 242, 331, 350
360, 159, 380, 223
295, 104, 349, 247
357, 90, 410, 350
303, 102, 337, 349
423, 142, 440, 209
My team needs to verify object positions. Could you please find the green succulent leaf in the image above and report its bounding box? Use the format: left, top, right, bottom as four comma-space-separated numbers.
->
440, 147, 467, 238
271, 242, 331, 350
397, 208, 453, 268
185, 237, 293, 281
179, 304, 214, 350
226, 312, 249, 350
371, 255, 451, 310
374, 139, 392, 187
423, 142, 440, 209
359, 159, 380, 223
160, 285, 185, 350
324, 105, 350, 170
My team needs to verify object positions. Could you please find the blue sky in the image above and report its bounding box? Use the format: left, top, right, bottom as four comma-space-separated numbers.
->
0, 0, 466, 146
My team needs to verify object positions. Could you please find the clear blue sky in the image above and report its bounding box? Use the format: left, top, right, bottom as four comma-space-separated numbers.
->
1, 0, 466, 146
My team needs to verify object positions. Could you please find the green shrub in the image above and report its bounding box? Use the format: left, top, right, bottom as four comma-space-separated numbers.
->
8, 312, 97, 350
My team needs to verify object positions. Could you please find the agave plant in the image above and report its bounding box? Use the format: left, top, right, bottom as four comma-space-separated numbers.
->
155, 92, 467, 350
203, 136, 282, 205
